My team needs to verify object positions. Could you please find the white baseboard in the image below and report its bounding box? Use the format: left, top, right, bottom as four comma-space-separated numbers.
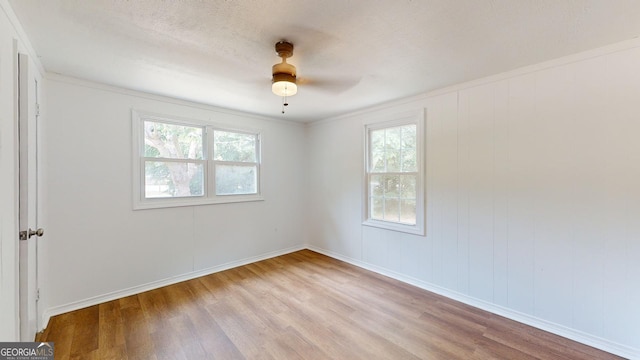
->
306, 245, 639, 360
40, 245, 305, 331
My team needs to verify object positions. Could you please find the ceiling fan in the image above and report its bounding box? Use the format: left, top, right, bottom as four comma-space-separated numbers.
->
271, 41, 297, 98
270, 40, 361, 114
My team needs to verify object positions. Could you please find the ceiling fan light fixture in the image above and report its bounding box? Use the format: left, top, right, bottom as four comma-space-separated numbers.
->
272, 72, 297, 96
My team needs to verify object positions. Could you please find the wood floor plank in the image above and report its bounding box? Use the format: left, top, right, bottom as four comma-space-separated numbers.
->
42, 316, 75, 360
69, 306, 99, 358
181, 302, 244, 359
97, 300, 125, 351
205, 299, 273, 359
39, 250, 623, 359
119, 296, 156, 360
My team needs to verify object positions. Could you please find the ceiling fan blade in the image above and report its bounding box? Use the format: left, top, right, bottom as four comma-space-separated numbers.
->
297, 76, 361, 94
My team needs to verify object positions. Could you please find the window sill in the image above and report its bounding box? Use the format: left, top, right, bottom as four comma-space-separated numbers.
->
133, 195, 265, 210
362, 219, 425, 236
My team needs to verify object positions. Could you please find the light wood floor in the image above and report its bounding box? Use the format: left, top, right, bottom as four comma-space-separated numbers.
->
37, 250, 622, 359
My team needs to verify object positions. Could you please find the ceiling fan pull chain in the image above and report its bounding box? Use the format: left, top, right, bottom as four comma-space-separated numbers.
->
281, 92, 290, 114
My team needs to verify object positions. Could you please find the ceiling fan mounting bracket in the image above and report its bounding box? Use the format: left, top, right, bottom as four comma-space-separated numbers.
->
275, 41, 294, 59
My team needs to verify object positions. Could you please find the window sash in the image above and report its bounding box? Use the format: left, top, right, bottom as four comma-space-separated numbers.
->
142, 158, 207, 199
212, 129, 259, 163
368, 124, 417, 173
213, 162, 259, 196
367, 173, 419, 224
143, 120, 205, 160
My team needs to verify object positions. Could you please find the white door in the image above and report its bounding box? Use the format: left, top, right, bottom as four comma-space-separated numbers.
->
18, 52, 41, 341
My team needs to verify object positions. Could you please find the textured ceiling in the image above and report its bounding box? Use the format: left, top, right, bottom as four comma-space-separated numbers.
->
8, 0, 640, 122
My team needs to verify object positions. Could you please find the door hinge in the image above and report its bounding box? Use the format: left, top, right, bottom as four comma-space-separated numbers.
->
36, 289, 40, 302
35, 103, 40, 117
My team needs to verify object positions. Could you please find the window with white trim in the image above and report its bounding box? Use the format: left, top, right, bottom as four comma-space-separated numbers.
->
133, 110, 262, 209
364, 112, 425, 235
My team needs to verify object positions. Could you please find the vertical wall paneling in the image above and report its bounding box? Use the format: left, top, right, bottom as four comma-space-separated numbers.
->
362, 227, 387, 268
492, 80, 509, 307
505, 73, 536, 315
624, 55, 640, 345
428, 93, 459, 290
387, 231, 411, 276
405, 232, 431, 282
466, 83, 497, 303
456, 90, 470, 295
426, 98, 442, 285
569, 55, 608, 337
532, 64, 576, 327
601, 47, 640, 346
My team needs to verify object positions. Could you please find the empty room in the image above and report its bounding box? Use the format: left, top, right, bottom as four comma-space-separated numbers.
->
1, 1, 639, 359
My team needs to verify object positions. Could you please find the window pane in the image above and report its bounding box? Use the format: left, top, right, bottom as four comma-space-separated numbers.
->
383, 198, 400, 222
371, 130, 386, 171
370, 175, 384, 197
400, 200, 417, 225
383, 174, 400, 197
371, 197, 384, 220
215, 165, 257, 195
144, 161, 204, 198
383, 127, 401, 172
144, 121, 203, 159
401, 151, 417, 172
401, 125, 417, 172
214, 131, 257, 162
401, 125, 416, 148
400, 175, 416, 198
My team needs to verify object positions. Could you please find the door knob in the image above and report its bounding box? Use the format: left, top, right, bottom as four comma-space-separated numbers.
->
20, 228, 44, 240
29, 228, 44, 238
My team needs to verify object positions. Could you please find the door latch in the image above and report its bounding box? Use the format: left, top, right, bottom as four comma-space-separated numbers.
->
19, 228, 44, 241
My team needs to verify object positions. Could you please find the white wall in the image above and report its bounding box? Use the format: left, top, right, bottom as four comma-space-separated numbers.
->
0, 1, 43, 341
42, 76, 308, 317
307, 39, 640, 358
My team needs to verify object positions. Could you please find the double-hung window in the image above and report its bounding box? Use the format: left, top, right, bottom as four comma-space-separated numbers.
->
364, 111, 425, 235
133, 110, 262, 209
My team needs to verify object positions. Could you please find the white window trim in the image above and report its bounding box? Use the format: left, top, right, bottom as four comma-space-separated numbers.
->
363, 109, 426, 235
132, 110, 263, 210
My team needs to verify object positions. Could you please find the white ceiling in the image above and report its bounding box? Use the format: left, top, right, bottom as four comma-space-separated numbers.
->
8, 0, 640, 122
